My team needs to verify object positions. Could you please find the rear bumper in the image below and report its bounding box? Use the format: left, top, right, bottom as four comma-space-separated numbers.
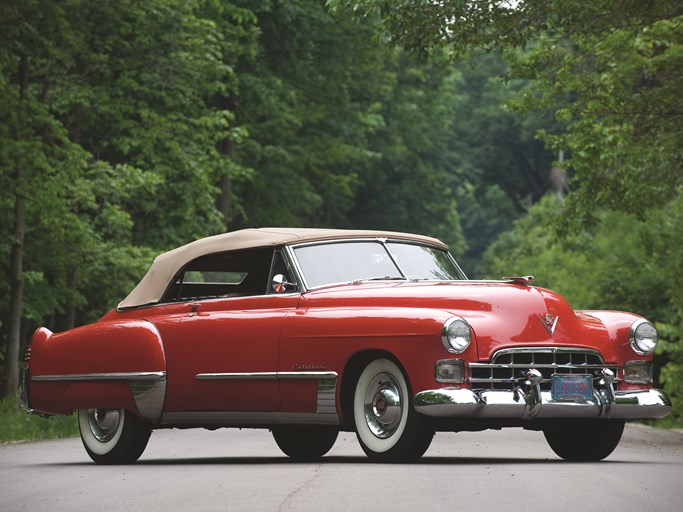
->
413, 387, 672, 420
18, 366, 32, 413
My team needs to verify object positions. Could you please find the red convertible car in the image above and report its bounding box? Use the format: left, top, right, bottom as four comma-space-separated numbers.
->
20, 228, 671, 463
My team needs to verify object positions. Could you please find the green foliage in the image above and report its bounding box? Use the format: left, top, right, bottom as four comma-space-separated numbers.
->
227, 0, 499, 253
0, 397, 78, 442
657, 325, 683, 427
508, 16, 683, 232
346, 51, 466, 252
332, 0, 683, 225
449, 53, 555, 274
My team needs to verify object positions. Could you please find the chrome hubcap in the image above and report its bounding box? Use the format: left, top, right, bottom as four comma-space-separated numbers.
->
87, 409, 121, 443
364, 372, 402, 439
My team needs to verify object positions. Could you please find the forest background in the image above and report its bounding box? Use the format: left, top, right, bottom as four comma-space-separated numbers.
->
1, 0, 681, 435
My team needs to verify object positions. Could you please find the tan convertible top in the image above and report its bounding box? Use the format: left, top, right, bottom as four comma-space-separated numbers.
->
118, 227, 447, 309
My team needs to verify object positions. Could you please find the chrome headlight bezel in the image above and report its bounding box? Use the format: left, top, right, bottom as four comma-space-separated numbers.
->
442, 317, 472, 354
630, 319, 658, 355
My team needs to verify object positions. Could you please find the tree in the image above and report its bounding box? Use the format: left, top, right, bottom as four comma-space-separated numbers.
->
230, 0, 386, 228
448, 53, 556, 274
0, 0, 245, 398
230, 2, 546, 257
0, 0, 86, 398
329, 0, 683, 223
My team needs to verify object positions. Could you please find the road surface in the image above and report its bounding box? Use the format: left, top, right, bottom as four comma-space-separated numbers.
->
2, 424, 682, 511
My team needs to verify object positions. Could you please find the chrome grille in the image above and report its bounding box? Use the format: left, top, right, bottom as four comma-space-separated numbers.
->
469, 348, 619, 391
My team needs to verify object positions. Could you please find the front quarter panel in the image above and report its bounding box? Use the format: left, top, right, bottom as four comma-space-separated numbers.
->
279, 306, 468, 413
577, 310, 654, 388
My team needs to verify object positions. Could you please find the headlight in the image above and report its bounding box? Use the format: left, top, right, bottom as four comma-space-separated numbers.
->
442, 317, 472, 354
630, 319, 658, 355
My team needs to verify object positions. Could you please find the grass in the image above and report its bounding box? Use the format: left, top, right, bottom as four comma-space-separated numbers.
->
0, 396, 78, 443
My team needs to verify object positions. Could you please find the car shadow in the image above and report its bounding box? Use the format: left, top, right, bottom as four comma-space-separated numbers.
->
49, 454, 652, 466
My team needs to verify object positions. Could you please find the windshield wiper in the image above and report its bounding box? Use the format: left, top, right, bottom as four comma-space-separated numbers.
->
354, 276, 407, 283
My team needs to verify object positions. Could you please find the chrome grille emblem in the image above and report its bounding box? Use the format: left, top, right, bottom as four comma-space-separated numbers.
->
538, 313, 558, 335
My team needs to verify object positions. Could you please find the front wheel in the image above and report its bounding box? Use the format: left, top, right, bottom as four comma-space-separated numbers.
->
78, 408, 151, 464
543, 419, 625, 461
353, 358, 433, 462
272, 426, 339, 459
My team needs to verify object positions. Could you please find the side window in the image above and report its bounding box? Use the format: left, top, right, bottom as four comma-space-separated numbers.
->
182, 270, 248, 285
163, 248, 274, 302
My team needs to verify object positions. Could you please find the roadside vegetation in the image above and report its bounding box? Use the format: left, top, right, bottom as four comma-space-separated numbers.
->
1, 0, 681, 440
0, 397, 78, 443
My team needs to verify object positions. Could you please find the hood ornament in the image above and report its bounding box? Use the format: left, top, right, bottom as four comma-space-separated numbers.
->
538, 313, 559, 335
503, 276, 534, 285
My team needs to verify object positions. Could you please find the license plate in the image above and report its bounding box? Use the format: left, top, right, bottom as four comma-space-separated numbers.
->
551, 374, 593, 401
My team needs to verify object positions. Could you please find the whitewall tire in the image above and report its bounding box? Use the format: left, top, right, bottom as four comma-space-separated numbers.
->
353, 358, 433, 462
78, 408, 151, 464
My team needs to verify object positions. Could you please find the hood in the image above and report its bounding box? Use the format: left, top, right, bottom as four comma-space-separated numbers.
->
302, 280, 609, 359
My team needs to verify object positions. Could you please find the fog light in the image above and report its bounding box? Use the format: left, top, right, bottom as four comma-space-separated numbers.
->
435, 359, 466, 383
624, 361, 653, 384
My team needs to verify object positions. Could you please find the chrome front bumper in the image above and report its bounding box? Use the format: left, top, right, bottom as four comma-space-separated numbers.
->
413, 387, 672, 420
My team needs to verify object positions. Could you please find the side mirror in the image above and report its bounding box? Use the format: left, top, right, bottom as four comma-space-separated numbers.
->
272, 274, 296, 293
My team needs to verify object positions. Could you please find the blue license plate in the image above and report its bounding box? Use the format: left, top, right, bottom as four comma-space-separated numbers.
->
551, 374, 593, 401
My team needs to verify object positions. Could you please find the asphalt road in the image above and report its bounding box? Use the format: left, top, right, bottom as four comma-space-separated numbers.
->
2, 424, 682, 512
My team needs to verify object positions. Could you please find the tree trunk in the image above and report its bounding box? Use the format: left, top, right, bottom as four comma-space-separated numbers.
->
3, 54, 28, 400
4, 185, 26, 400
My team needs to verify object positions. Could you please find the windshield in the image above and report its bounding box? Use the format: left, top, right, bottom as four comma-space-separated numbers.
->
293, 240, 465, 289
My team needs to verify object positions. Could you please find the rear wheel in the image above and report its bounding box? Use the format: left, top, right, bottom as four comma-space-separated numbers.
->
78, 408, 151, 464
272, 426, 339, 459
353, 358, 433, 462
543, 419, 625, 461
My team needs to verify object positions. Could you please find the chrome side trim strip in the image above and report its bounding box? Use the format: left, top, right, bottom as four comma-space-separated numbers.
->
160, 411, 339, 427
195, 371, 338, 380
277, 371, 338, 380
196, 372, 277, 380
32, 371, 166, 381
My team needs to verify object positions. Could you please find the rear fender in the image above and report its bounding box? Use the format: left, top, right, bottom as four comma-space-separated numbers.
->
26, 321, 167, 423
